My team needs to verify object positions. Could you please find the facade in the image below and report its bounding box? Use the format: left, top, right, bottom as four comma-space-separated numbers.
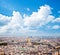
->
0, 52, 5, 55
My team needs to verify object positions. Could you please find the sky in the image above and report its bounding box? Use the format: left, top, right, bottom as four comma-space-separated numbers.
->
0, 0, 60, 37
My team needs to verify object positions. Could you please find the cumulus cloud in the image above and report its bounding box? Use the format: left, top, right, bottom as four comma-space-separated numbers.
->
24, 5, 54, 28
52, 25, 60, 29
27, 8, 30, 11
0, 5, 56, 35
52, 17, 60, 23
0, 14, 11, 26
0, 11, 23, 34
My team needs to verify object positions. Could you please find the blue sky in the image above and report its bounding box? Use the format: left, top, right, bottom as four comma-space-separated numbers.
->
0, 0, 60, 37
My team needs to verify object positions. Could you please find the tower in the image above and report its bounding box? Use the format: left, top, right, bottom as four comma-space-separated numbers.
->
27, 37, 32, 45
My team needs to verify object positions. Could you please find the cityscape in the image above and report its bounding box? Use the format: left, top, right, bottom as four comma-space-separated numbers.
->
0, 36, 60, 55
0, 0, 60, 55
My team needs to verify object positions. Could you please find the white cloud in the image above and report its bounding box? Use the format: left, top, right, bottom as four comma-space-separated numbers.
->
0, 14, 11, 25
52, 17, 60, 23
0, 5, 56, 36
0, 11, 23, 34
52, 25, 60, 29
27, 8, 30, 11
24, 5, 54, 28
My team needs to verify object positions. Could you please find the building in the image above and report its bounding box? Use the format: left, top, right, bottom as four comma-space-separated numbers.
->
27, 38, 32, 45
0, 52, 6, 55
52, 46, 60, 55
